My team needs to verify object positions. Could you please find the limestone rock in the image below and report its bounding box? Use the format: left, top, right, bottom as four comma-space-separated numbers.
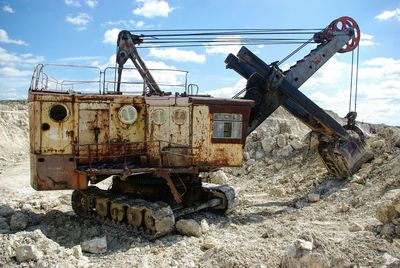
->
176, 219, 202, 237
274, 162, 283, 171
278, 145, 293, 157
15, 245, 43, 262
376, 189, 400, 224
371, 139, 385, 149
208, 170, 228, 184
261, 138, 274, 153
255, 150, 264, 160
10, 211, 29, 231
290, 140, 303, 150
281, 239, 330, 268
200, 219, 210, 234
270, 186, 287, 197
72, 245, 83, 259
276, 134, 287, 148
351, 174, 366, 185
201, 237, 218, 250
279, 122, 292, 134
348, 223, 363, 232
382, 253, 400, 268
81, 236, 107, 254
308, 193, 320, 203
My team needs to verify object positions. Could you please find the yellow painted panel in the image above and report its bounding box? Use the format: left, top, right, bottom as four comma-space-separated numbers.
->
40, 101, 75, 154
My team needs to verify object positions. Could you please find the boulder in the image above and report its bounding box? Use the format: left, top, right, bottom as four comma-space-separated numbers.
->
274, 162, 283, 171
255, 150, 264, 160
72, 245, 83, 259
10, 211, 29, 231
308, 193, 320, 203
200, 219, 210, 234
81, 236, 107, 254
276, 134, 287, 148
261, 138, 274, 153
382, 253, 400, 268
371, 139, 385, 149
176, 219, 202, 237
15, 245, 43, 262
208, 170, 228, 184
278, 145, 294, 157
281, 239, 330, 268
375, 189, 400, 224
290, 140, 303, 150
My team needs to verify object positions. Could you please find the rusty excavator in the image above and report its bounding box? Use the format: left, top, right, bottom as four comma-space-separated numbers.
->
28, 16, 372, 237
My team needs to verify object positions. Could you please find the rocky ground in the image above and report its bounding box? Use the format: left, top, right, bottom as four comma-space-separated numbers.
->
1, 101, 400, 267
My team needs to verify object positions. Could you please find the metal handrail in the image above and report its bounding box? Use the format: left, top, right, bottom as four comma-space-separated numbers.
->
29, 64, 192, 95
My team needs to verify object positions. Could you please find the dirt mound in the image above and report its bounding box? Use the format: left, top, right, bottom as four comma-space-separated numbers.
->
1, 103, 400, 267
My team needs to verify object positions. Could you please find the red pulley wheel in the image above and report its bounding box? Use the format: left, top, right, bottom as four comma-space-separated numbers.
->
329, 16, 360, 53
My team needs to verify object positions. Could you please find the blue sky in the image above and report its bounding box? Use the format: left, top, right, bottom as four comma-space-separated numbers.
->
0, 0, 399, 125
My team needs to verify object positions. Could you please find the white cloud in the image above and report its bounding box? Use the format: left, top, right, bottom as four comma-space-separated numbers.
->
86, 0, 98, 8
56, 56, 102, 63
302, 56, 400, 126
0, 47, 44, 67
205, 36, 242, 55
0, 66, 31, 77
375, 8, 400, 21
66, 13, 92, 30
0, 29, 27, 46
360, 33, 376, 47
2, 4, 14, 13
149, 48, 206, 63
64, 0, 81, 7
204, 79, 247, 98
0, 48, 44, 99
133, 0, 174, 18
103, 28, 120, 44
64, 0, 97, 8
105, 20, 148, 29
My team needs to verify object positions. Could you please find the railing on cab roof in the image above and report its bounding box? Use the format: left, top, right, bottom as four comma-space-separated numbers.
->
29, 64, 198, 96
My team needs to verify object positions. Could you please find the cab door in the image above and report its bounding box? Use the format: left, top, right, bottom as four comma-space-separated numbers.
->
78, 103, 109, 164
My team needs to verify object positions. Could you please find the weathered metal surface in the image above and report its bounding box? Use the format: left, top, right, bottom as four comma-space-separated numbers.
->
78, 104, 109, 163
30, 154, 87, 190
191, 105, 210, 165
40, 101, 75, 155
28, 101, 41, 154
146, 105, 170, 166
191, 104, 250, 168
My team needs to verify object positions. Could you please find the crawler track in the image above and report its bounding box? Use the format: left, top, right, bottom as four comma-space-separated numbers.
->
71, 183, 236, 237
71, 186, 175, 238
